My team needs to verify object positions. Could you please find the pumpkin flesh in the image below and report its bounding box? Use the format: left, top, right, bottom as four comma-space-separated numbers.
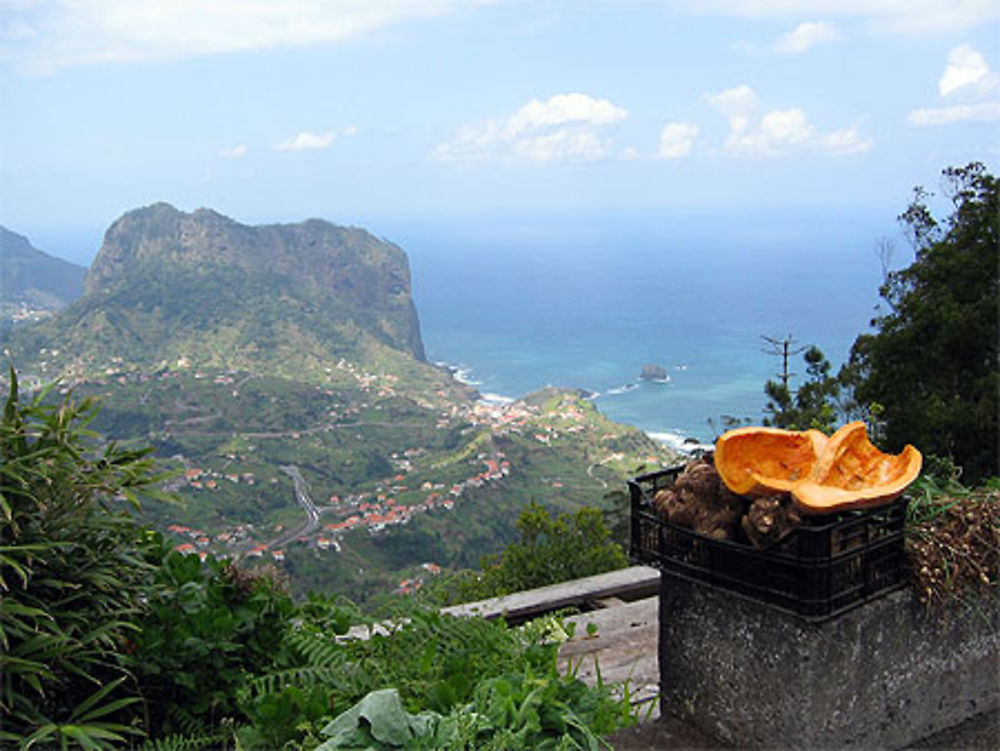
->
714, 426, 828, 497
714, 421, 923, 515
791, 421, 923, 514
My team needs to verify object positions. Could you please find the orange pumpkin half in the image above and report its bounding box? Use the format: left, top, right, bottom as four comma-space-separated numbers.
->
714, 426, 828, 497
790, 421, 922, 514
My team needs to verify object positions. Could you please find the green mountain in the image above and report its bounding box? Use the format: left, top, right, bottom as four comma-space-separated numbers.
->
0, 226, 86, 309
1, 204, 680, 602
4, 203, 427, 382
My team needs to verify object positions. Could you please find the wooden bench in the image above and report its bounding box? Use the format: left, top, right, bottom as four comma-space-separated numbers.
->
441, 565, 660, 624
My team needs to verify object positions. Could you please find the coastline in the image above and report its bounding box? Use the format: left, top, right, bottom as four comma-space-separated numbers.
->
438, 360, 709, 457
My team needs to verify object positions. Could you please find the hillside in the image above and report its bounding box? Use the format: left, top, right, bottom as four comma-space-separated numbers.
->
1, 205, 680, 600
0, 226, 86, 310
3, 203, 426, 384
69, 370, 674, 601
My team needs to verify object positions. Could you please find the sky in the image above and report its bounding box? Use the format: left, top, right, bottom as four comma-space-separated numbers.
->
1, 1, 998, 264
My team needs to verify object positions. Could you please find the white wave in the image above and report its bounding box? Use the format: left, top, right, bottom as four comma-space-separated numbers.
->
647, 431, 713, 455
452, 367, 482, 386
606, 383, 639, 395
479, 392, 514, 405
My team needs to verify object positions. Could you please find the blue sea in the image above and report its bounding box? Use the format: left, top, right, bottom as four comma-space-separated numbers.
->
393, 209, 897, 449
47, 207, 899, 450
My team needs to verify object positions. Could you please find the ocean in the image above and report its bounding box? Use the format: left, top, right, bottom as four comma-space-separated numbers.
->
397, 210, 895, 449
46, 207, 897, 450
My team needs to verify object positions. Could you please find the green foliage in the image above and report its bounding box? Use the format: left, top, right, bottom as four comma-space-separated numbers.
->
289, 611, 633, 751
0, 371, 163, 748
310, 638, 634, 751
0, 373, 640, 750
314, 688, 446, 749
763, 345, 840, 432
234, 597, 637, 749
129, 543, 296, 739
905, 455, 974, 526
315, 667, 626, 751
846, 163, 999, 482
429, 502, 628, 604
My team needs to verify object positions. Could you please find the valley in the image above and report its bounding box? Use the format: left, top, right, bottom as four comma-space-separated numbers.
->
1, 204, 680, 600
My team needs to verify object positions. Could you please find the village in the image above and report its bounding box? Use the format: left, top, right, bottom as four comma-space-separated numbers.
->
6, 348, 676, 594
157, 366, 675, 588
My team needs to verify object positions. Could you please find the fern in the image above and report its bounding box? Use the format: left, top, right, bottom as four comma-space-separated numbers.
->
243, 665, 345, 698
136, 732, 224, 751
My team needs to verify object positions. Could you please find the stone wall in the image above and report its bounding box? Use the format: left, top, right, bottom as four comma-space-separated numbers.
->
658, 576, 999, 749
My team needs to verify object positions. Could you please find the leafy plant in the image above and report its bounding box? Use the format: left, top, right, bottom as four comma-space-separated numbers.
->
426, 502, 628, 605
233, 595, 638, 749
0, 371, 165, 748
313, 663, 631, 750
128, 543, 296, 739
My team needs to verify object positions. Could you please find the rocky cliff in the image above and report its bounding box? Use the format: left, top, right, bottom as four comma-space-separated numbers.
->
3, 204, 427, 379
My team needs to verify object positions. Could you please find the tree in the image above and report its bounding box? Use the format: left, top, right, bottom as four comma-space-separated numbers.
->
429, 502, 628, 604
846, 163, 999, 481
762, 343, 840, 432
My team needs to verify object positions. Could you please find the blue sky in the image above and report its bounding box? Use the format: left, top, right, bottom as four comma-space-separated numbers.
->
2, 1, 998, 263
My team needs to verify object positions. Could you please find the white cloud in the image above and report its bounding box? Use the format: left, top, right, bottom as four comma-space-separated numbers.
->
938, 44, 998, 97
218, 144, 248, 159
704, 84, 758, 117
507, 93, 627, 133
705, 85, 872, 156
821, 124, 874, 154
773, 21, 838, 54
759, 108, 813, 143
276, 131, 336, 151
908, 101, 1000, 126
703, 84, 758, 139
513, 129, 608, 162
908, 45, 1000, 126
6, 1, 998, 73
432, 93, 628, 164
658, 122, 699, 158
682, 2, 999, 34
2, 0, 489, 73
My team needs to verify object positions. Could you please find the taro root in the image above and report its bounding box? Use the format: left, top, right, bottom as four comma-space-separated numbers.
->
654, 488, 697, 528
674, 458, 720, 506
654, 456, 745, 541
742, 494, 803, 550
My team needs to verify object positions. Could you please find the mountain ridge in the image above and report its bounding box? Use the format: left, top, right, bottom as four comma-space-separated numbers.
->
0, 226, 87, 309
3, 203, 428, 382
0, 204, 681, 600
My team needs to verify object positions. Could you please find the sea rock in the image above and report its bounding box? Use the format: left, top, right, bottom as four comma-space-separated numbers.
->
640, 363, 668, 381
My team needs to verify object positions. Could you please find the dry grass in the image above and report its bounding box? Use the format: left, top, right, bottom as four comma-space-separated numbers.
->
906, 487, 1000, 609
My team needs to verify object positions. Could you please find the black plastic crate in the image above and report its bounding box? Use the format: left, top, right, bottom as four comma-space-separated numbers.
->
629, 466, 908, 621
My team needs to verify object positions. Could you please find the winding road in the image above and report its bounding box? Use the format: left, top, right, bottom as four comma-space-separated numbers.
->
268, 465, 322, 550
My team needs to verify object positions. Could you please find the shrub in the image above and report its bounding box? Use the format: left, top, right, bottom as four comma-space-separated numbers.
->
430, 502, 628, 605
0, 372, 164, 748
128, 543, 296, 739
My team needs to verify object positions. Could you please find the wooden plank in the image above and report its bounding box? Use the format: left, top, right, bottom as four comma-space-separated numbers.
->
591, 596, 626, 609
559, 596, 660, 715
442, 565, 660, 623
